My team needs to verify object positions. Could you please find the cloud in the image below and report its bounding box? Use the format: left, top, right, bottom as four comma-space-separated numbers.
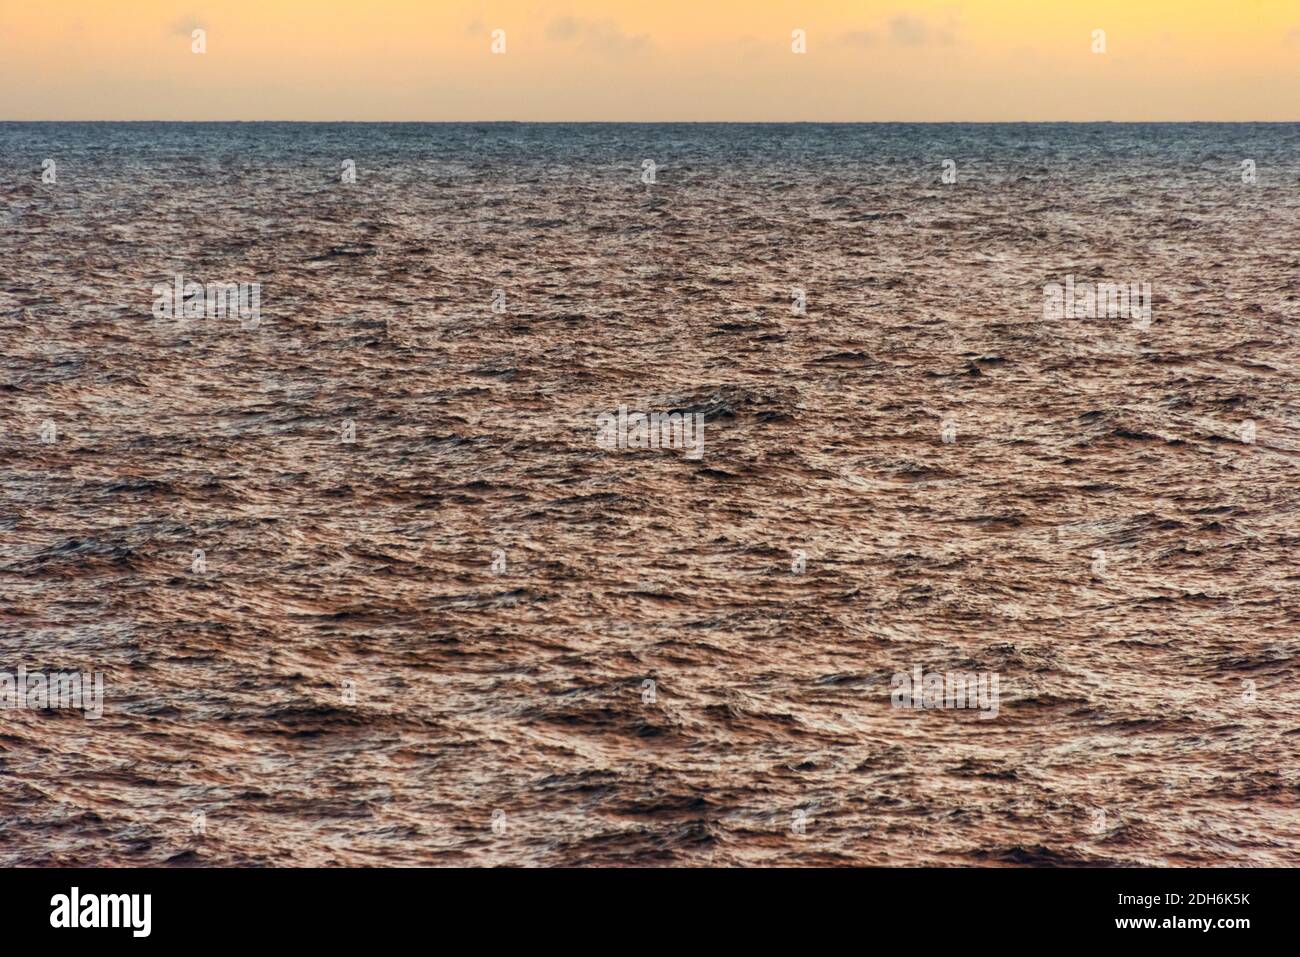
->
546, 16, 650, 55
890, 15, 931, 46
890, 14, 956, 46
169, 15, 204, 37
547, 16, 581, 41
844, 12, 958, 49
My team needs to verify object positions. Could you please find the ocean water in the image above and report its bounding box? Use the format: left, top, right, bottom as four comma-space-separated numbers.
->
1, 122, 1298, 866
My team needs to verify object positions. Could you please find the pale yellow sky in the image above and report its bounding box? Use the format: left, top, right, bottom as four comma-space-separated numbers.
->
2, 1, 1297, 120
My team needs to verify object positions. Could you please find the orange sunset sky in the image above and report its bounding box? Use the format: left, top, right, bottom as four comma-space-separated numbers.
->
1, 1, 1298, 121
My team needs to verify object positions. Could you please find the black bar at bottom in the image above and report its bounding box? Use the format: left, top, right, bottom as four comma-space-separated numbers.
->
0, 867, 1281, 943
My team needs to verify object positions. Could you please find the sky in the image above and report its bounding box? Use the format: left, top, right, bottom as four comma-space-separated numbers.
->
2, 0, 1298, 121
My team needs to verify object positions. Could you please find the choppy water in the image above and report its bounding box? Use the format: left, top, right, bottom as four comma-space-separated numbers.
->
1, 123, 1298, 866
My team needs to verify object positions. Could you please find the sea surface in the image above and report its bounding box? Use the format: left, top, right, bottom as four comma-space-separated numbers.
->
1, 122, 1298, 866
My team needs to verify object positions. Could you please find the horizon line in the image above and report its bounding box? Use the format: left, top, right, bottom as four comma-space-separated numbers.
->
5, 119, 1300, 125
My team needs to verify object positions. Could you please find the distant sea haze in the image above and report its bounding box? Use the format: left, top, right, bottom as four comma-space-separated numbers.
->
2, 121, 1297, 865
